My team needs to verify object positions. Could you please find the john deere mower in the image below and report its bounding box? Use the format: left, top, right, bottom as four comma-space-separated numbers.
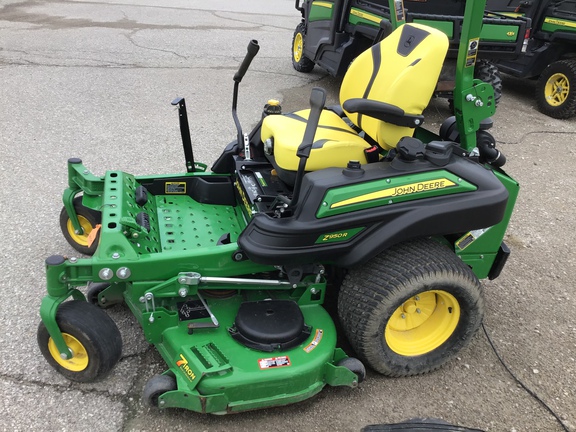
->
37, 0, 518, 414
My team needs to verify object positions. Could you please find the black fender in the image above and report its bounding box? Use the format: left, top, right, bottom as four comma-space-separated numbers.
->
238, 155, 508, 267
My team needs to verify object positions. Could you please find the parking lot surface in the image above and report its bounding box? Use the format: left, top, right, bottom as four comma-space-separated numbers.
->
1, 1, 575, 431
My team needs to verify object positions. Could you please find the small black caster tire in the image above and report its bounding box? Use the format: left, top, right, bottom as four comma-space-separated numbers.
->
60, 196, 101, 255
86, 282, 120, 309
337, 357, 366, 384
37, 301, 122, 382
143, 374, 177, 407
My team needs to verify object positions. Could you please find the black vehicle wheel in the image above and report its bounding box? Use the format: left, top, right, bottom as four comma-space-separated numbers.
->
337, 357, 366, 384
60, 196, 101, 255
143, 374, 177, 407
474, 59, 502, 106
292, 22, 315, 73
37, 301, 122, 382
86, 282, 120, 309
338, 238, 484, 377
536, 59, 576, 119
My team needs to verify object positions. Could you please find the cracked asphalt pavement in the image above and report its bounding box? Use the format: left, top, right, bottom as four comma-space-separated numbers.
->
0, 1, 575, 431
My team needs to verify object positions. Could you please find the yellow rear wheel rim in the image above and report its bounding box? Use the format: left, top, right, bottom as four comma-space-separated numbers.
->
66, 215, 93, 247
48, 333, 89, 371
545, 72, 570, 106
293, 32, 304, 63
385, 290, 460, 356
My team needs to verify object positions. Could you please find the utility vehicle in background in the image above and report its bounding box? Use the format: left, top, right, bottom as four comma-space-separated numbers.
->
294, 0, 576, 118
292, 0, 531, 106
488, 0, 576, 118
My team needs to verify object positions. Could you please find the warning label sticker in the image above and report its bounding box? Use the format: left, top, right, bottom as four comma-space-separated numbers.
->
165, 181, 186, 194
456, 228, 489, 250
258, 356, 291, 370
466, 38, 480, 67
304, 329, 324, 353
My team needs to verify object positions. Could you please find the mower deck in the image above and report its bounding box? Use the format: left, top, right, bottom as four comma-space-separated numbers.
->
142, 293, 351, 414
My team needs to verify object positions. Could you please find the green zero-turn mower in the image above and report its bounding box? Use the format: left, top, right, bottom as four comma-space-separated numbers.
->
38, 0, 518, 415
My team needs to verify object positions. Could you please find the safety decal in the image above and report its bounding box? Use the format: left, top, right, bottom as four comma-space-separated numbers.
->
393, 0, 405, 22
255, 172, 268, 187
456, 228, 489, 250
303, 329, 324, 353
177, 300, 210, 321
165, 182, 186, 194
258, 356, 291, 369
235, 180, 253, 216
466, 38, 480, 67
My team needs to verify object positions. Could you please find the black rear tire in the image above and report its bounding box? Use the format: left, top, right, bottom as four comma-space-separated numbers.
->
447, 60, 502, 112
338, 238, 484, 377
536, 59, 576, 119
292, 22, 315, 73
474, 59, 502, 106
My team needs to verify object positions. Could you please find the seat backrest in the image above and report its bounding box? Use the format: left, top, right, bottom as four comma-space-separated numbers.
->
340, 23, 449, 150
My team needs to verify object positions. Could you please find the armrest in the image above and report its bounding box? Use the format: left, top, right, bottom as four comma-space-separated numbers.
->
325, 104, 345, 117
343, 98, 424, 128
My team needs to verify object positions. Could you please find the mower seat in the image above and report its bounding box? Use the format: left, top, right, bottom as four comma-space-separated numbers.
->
261, 23, 449, 183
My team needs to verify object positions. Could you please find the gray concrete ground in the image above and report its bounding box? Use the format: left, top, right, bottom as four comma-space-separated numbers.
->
0, 1, 575, 431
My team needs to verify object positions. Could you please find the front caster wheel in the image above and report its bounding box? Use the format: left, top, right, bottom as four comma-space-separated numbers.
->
338, 238, 484, 377
60, 196, 101, 255
87, 282, 123, 309
143, 374, 177, 407
337, 357, 366, 384
37, 301, 122, 382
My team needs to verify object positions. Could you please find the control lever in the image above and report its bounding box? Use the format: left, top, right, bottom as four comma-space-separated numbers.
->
290, 87, 326, 208
232, 40, 260, 157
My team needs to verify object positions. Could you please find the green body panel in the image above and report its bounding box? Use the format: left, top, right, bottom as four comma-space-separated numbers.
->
317, 170, 476, 218
480, 23, 520, 42
456, 168, 519, 278
348, 7, 520, 44
309, 1, 333, 21
541, 16, 576, 33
